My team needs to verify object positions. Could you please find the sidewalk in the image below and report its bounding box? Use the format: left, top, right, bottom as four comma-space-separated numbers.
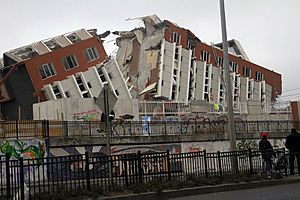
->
100, 175, 300, 200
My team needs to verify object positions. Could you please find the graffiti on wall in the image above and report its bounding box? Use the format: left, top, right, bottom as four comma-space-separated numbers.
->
236, 139, 259, 151
0, 139, 46, 160
73, 109, 100, 121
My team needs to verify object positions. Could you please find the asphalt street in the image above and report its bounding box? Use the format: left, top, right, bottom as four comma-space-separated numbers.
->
170, 182, 300, 200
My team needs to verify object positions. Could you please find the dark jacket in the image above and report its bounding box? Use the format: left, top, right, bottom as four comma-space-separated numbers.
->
286, 132, 300, 152
259, 138, 274, 159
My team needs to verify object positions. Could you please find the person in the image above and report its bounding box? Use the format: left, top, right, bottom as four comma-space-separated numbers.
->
259, 132, 274, 174
285, 128, 300, 175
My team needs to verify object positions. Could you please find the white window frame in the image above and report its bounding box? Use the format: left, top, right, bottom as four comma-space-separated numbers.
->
230, 61, 238, 73
255, 71, 264, 81
40, 63, 56, 79
63, 54, 78, 70
243, 67, 251, 77
217, 56, 223, 67
84, 47, 99, 62
201, 51, 210, 63
171, 32, 181, 44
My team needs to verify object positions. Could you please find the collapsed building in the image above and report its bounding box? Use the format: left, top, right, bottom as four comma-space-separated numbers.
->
0, 15, 289, 121
114, 15, 282, 115
0, 29, 135, 120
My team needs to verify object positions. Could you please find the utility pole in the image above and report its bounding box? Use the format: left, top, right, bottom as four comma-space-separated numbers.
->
219, 0, 237, 151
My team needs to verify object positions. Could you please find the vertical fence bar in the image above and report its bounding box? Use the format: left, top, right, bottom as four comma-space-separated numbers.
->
217, 151, 222, 177
19, 157, 24, 200
137, 151, 143, 184
203, 150, 208, 178
88, 122, 92, 137
85, 152, 91, 191
5, 154, 10, 198
283, 148, 288, 176
42, 119, 46, 138
164, 121, 167, 136
166, 151, 171, 181
16, 120, 19, 139
248, 149, 253, 174
123, 155, 129, 188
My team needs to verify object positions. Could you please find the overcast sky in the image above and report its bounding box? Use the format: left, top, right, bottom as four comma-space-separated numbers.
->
1, 0, 299, 100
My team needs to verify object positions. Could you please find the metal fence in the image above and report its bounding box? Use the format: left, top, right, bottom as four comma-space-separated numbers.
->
0, 120, 297, 139
0, 148, 287, 199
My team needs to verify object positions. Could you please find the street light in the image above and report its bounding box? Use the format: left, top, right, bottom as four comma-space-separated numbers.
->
219, 0, 237, 151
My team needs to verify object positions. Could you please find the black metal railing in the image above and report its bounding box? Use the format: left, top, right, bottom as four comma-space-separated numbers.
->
0, 120, 297, 139
0, 148, 289, 199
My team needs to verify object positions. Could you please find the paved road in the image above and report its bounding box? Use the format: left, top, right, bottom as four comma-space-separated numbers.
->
171, 182, 300, 200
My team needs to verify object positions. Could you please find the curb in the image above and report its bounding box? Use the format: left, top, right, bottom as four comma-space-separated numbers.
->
100, 177, 300, 200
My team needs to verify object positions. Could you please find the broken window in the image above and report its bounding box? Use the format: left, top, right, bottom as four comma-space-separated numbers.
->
44, 39, 61, 51
84, 47, 99, 62
63, 54, 78, 70
40, 63, 56, 79
66, 33, 82, 44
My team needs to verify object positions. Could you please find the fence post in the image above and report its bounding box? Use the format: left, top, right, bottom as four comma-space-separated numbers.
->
16, 120, 19, 140
147, 121, 150, 135
88, 121, 92, 137
180, 121, 183, 134
123, 154, 129, 188
166, 150, 171, 181
46, 120, 50, 138
19, 157, 25, 200
137, 151, 143, 183
42, 119, 46, 138
5, 153, 10, 198
217, 151, 222, 177
63, 121, 68, 138
283, 148, 288, 177
164, 121, 167, 136
248, 149, 253, 174
203, 150, 208, 178
85, 152, 91, 191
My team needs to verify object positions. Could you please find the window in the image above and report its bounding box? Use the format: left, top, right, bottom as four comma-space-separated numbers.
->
187, 40, 192, 49
255, 71, 264, 81
243, 67, 251, 77
174, 47, 179, 60
171, 32, 181, 44
52, 85, 62, 99
63, 54, 78, 70
217, 57, 223, 67
84, 47, 99, 62
76, 76, 90, 98
201, 51, 210, 62
97, 68, 107, 82
230, 61, 238, 73
87, 82, 92, 88
40, 63, 56, 79
65, 91, 70, 97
